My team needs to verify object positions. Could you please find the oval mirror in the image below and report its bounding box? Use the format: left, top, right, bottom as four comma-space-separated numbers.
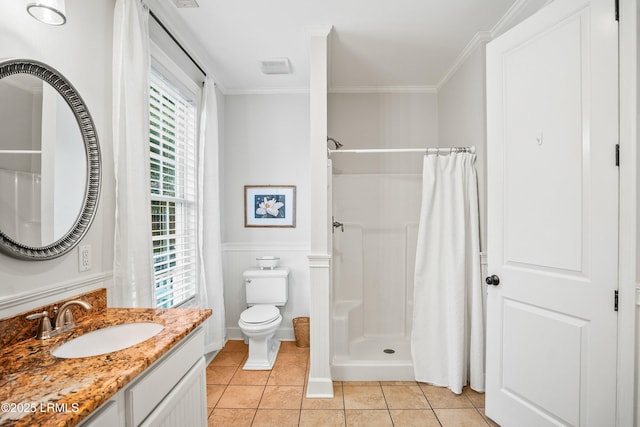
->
0, 59, 101, 260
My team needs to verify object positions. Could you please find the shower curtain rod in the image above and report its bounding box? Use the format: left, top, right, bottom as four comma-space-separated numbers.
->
328, 146, 475, 155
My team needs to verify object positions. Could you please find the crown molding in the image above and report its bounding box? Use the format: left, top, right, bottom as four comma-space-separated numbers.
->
492, 0, 548, 37
307, 25, 334, 37
436, 0, 542, 91
329, 85, 437, 94
223, 85, 438, 96
436, 30, 492, 90
224, 87, 310, 96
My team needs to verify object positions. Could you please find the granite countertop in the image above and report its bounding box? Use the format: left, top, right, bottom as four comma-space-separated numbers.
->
0, 306, 211, 427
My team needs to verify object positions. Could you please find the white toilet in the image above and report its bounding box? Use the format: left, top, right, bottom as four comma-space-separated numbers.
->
238, 267, 290, 370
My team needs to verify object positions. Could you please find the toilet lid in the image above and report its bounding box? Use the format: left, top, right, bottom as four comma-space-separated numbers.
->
241, 305, 280, 324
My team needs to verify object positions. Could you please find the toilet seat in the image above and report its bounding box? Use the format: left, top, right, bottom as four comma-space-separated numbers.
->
240, 304, 280, 324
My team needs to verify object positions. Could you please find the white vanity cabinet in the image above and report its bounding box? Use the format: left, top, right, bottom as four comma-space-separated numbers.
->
80, 327, 207, 427
78, 398, 120, 427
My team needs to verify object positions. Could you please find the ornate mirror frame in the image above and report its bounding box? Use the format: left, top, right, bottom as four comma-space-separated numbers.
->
0, 59, 101, 260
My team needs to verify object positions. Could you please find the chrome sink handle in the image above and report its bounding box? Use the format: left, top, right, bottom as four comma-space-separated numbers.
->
54, 300, 92, 330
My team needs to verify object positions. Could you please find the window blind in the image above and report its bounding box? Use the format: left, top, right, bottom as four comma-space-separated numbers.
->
149, 69, 198, 308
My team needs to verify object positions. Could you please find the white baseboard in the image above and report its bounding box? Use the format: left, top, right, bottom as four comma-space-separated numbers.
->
306, 377, 334, 398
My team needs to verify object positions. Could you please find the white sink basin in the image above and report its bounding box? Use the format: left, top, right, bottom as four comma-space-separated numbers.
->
52, 322, 164, 358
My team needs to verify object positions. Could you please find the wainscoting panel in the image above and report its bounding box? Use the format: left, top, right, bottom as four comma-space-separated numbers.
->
0, 271, 113, 318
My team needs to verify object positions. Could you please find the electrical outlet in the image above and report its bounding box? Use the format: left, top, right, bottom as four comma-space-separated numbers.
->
78, 245, 91, 272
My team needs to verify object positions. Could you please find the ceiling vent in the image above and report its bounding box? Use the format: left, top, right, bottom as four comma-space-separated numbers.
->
260, 58, 291, 75
171, 0, 199, 8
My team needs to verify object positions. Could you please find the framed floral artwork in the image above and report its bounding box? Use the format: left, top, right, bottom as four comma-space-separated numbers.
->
244, 185, 296, 228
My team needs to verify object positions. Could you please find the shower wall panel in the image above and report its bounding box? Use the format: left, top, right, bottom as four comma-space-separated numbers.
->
332, 225, 363, 302
0, 168, 41, 246
332, 173, 421, 338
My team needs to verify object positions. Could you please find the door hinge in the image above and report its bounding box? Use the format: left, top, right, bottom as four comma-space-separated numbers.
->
615, 0, 619, 21
614, 290, 619, 312
615, 144, 620, 166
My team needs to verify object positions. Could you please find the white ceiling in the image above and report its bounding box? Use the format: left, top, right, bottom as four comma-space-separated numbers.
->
150, 0, 536, 94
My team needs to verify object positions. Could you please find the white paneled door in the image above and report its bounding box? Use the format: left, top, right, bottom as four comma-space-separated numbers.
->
485, 0, 619, 426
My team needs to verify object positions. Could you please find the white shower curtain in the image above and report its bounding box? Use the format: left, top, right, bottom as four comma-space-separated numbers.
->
411, 151, 484, 394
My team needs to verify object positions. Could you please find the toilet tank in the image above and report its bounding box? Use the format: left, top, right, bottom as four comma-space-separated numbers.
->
244, 267, 290, 306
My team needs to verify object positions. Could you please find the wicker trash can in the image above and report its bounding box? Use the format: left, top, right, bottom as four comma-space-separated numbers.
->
292, 317, 310, 348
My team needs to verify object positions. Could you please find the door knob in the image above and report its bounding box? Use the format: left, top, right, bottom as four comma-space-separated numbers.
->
485, 275, 500, 286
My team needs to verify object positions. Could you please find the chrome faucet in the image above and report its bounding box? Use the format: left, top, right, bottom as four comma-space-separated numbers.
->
26, 299, 92, 340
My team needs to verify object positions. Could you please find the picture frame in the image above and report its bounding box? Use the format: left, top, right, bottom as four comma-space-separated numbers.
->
244, 185, 296, 228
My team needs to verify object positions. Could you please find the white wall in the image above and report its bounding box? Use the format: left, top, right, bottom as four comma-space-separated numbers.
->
0, 0, 115, 315
437, 44, 487, 251
222, 93, 310, 339
329, 93, 438, 174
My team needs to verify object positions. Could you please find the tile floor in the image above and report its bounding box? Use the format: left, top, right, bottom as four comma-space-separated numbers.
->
206, 340, 499, 427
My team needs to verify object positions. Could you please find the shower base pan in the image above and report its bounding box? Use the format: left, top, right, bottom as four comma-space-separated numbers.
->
331, 336, 414, 381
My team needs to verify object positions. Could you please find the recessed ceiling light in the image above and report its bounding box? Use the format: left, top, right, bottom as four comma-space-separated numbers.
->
260, 58, 291, 75
26, 0, 66, 25
171, 0, 199, 8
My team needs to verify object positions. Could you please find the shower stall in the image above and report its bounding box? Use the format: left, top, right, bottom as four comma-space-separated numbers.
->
324, 91, 484, 386
328, 142, 429, 381
325, 92, 439, 382
331, 166, 421, 380
328, 144, 482, 384
0, 169, 42, 246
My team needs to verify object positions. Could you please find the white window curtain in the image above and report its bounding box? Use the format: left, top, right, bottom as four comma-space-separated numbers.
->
112, 0, 153, 307
198, 78, 226, 353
